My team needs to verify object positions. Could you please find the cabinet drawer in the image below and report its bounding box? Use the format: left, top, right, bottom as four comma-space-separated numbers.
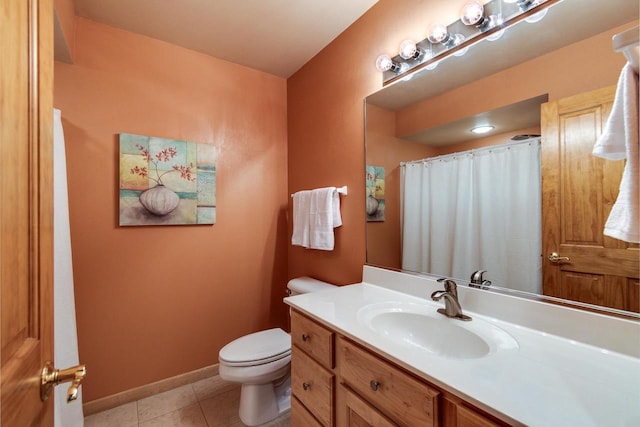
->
292, 396, 323, 427
291, 310, 334, 368
292, 345, 334, 426
337, 337, 440, 427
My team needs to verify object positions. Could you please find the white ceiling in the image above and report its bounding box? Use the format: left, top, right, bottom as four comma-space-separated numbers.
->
65, 0, 379, 78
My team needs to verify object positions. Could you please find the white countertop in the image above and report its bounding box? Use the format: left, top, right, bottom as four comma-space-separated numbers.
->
284, 270, 640, 426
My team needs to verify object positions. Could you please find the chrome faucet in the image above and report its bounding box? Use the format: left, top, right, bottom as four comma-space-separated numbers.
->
469, 269, 491, 289
431, 278, 472, 321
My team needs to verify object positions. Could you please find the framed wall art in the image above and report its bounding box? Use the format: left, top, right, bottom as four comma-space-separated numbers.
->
119, 133, 217, 226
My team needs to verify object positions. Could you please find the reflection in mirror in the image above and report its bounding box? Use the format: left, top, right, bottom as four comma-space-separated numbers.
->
365, 0, 639, 316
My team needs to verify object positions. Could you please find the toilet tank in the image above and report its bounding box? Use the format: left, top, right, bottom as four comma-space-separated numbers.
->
287, 276, 336, 296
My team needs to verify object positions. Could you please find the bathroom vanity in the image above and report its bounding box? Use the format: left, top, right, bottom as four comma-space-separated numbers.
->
285, 266, 640, 426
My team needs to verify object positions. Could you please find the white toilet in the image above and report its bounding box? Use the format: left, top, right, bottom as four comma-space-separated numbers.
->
218, 277, 335, 426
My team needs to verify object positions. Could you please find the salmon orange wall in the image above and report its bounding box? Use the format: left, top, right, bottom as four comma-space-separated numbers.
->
54, 17, 288, 401
54, 0, 76, 60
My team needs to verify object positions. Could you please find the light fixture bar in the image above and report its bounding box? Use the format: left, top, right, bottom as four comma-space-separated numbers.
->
376, 0, 556, 85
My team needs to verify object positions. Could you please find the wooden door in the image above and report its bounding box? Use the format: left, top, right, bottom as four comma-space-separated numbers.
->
541, 85, 640, 312
1, 0, 54, 425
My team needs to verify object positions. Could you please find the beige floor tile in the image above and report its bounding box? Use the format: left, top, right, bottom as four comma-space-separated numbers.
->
139, 403, 207, 427
199, 387, 243, 426
261, 411, 291, 427
191, 376, 238, 401
84, 401, 138, 427
137, 384, 198, 422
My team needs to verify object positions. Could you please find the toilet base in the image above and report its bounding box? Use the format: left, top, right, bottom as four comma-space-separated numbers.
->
239, 375, 291, 426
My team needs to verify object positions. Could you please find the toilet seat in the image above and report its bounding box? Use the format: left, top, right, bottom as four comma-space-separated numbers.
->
219, 328, 291, 367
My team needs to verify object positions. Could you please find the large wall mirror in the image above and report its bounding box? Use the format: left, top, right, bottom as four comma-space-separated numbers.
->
365, 0, 639, 317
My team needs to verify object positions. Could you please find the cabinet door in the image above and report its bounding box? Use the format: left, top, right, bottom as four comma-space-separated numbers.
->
339, 384, 397, 427
292, 345, 334, 426
456, 405, 500, 427
443, 396, 503, 427
292, 396, 323, 427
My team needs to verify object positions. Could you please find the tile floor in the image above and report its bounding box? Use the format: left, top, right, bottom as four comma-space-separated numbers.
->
84, 376, 291, 427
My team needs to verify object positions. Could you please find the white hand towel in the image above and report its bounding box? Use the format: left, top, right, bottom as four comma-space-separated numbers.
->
309, 187, 342, 250
593, 63, 639, 243
291, 190, 312, 248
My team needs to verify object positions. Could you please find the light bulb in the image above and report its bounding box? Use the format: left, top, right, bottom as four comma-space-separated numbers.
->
427, 22, 449, 44
471, 125, 495, 134
399, 40, 421, 60
375, 54, 394, 72
375, 54, 408, 74
461, 1, 485, 26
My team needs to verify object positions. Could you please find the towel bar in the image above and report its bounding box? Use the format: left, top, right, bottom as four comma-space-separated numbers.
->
291, 186, 348, 197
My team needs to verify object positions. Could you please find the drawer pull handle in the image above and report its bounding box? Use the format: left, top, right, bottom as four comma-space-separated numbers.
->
370, 380, 380, 391
302, 334, 310, 342
302, 382, 311, 391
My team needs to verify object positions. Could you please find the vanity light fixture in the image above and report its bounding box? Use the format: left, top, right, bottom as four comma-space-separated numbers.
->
375, 0, 555, 84
471, 125, 495, 134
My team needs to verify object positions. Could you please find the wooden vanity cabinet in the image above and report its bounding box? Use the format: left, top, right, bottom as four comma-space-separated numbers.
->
291, 310, 336, 426
290, 309, 507, 427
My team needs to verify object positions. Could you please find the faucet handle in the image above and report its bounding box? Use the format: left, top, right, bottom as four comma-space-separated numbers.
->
437, 278, 458, 294
470, 270, 486, 283
470, 270, 492, 288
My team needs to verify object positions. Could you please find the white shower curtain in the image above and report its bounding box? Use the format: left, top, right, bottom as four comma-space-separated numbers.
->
54, 109, 84, 426
401, 138, 542, 293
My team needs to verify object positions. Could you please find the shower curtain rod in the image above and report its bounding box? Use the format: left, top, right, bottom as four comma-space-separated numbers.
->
400, 137, 541, 166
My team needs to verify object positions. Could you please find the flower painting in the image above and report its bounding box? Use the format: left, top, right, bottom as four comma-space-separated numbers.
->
119, 133, 217, 226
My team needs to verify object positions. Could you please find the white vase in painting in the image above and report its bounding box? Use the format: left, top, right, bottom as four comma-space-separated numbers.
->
139, 184, 180, 216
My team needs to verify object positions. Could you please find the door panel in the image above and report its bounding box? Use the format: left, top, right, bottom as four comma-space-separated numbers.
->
0, 0, 54, 425
541, 86, 640, 312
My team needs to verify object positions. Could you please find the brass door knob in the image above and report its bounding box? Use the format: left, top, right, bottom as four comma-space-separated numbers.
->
548, 252, 570, 264
41, 361, 86, 403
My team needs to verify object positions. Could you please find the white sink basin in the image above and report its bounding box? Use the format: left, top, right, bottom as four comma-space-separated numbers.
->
357, 301, 519, 359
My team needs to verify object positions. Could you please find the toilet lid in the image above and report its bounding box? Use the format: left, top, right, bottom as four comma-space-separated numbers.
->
219, 328, 291, 365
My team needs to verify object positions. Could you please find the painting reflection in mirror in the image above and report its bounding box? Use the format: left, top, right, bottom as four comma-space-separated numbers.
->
365, 4, 639, 315
366, 165, 386, 222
